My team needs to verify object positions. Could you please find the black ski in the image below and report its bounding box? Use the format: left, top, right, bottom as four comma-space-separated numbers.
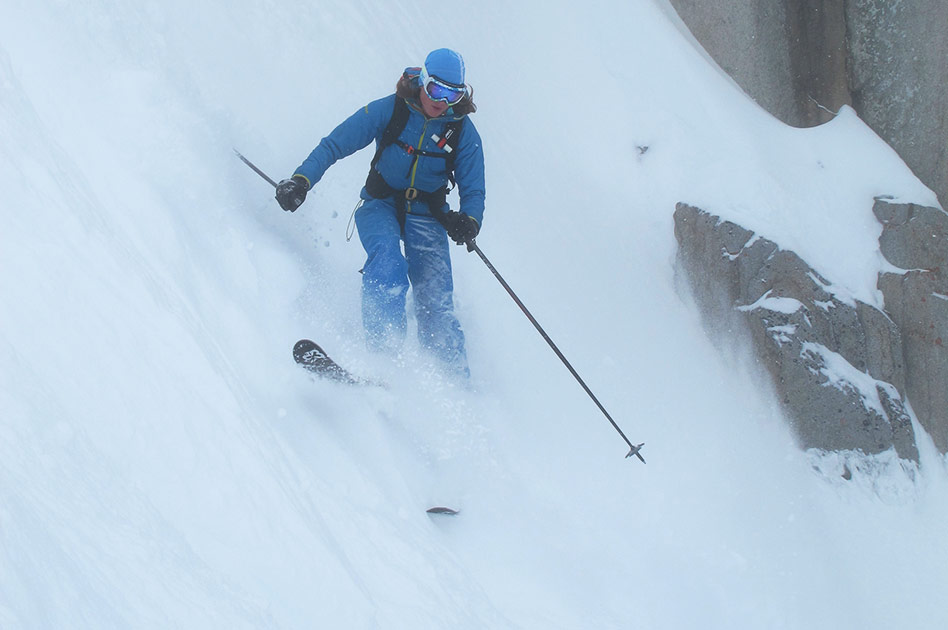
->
426, 506, 460, 516
293, 339, 378, 386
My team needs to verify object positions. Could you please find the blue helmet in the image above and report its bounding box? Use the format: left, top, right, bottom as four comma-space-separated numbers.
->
424, 48, 465, 86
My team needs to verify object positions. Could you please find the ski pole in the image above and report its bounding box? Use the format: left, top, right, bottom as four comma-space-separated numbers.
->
234, 149, 279, 188
234, 149, 644, 461
465, 239, 645, 463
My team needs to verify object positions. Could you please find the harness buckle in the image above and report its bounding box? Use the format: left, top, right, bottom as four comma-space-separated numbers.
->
404, 188, 419, 201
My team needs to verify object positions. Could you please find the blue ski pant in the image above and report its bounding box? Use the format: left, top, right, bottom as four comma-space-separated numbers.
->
354, 197, 469, 377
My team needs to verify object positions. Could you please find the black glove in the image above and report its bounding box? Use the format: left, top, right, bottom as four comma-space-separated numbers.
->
275, 175, 309, 212
442, 211, 480, 245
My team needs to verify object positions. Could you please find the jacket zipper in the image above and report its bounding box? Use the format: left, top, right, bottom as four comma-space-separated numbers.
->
406, 120, 429, 213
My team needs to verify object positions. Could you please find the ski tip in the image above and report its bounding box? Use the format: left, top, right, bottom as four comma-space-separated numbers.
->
426, 506, 460, 516
292, 339, 327, 364
292, 339, 388, 388
293, 338, 319, 354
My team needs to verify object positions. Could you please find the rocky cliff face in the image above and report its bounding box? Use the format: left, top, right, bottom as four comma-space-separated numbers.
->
874, 200, 948, 452
668, 0, 948, 211
674, 199, 948, 459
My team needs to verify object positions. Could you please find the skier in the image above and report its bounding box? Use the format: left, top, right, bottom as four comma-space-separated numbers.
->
275, 48, 485, 379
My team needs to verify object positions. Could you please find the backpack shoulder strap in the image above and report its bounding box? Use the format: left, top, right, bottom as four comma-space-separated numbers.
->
370, 95, 411, 171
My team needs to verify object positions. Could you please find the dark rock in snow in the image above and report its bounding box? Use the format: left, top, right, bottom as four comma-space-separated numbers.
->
674, 202, 924, 460
667, 0, 948, 213
874, 198, 948, 452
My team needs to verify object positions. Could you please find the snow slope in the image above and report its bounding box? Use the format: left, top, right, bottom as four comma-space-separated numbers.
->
1, 0, 946, 628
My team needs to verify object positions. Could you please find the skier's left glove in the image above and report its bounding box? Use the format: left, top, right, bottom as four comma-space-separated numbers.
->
442, 211, 480, 245
275, 175, 310, 212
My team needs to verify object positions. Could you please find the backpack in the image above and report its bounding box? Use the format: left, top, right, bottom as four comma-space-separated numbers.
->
364, 69, 475, 223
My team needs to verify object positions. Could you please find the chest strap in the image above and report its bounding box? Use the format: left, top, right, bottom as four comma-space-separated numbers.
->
365, 169, 449, 229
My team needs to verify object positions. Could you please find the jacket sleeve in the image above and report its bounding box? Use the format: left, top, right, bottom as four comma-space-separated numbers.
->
453, 119, 486, 226
293, 95, 394, 188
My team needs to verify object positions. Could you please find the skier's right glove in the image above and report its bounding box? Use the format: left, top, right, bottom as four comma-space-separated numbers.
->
275, 175, 310, 212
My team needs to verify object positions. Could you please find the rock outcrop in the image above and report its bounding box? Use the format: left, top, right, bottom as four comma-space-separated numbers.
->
673, 199, 948, 460
668, 0, 948, 212
874, 199, 948, 452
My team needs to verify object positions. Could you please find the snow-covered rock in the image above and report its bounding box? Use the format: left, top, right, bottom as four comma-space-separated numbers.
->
667, 0, 948, 210
875, 198, 948, 452
674, 202, 918, 459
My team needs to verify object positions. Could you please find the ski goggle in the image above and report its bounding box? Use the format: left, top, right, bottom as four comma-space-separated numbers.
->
419, 65, 467, 105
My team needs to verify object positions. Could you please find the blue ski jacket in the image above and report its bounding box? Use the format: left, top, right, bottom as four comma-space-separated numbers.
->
294, 72, 486, 225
